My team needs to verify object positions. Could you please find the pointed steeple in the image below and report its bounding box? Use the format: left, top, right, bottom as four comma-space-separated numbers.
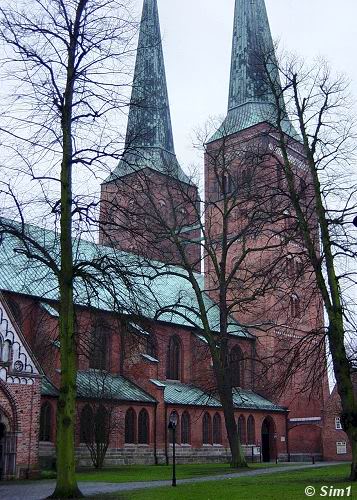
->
210, 0, 297, 142
106, 0, 190, 184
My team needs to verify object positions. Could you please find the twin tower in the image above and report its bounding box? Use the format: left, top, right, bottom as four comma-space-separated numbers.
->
99, 0, 297, 266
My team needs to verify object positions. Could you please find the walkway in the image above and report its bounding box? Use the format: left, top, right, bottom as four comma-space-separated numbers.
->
0, 462, 339, 499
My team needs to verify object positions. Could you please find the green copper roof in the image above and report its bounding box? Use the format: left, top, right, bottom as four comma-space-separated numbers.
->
210, 0, 298, 142
105, 0, 191, 185
41, 371, 156, 403
151, 380, 286, 412
0, 218, 251, 339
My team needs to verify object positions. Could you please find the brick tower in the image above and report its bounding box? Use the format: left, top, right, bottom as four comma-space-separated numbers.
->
99, 0, 200, 268
205, 0, 328, 459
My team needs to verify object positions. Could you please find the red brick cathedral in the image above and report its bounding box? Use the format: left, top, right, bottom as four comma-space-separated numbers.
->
0, 0, 350, 479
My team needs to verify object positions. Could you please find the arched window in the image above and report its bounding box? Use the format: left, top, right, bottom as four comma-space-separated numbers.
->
147, 335, 157, 358
125, 408, 136, 444
237, 415, 246, 444
138, 409, 149, 444
39, 402, 52, 441
286, 255, 294, 277
202, 413, 212, 445
295, 257, 303, 275
166, 336, 181, 380
247, 415, 255, 444
290, 294, 300, 318
95, 405, 109, 444
181, 412, 190, 444
230, 346, 243, 387
300, 178, 307, 199
213, 413, 222, 444
169, 411, 179, 444
80, 404, 93, 443
89, 321, 109, 370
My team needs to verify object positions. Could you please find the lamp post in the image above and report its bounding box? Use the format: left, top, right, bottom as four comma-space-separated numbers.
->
168, 412, 178, 487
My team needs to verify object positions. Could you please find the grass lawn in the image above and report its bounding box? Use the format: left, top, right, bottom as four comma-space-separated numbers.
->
91, 464, 353, 499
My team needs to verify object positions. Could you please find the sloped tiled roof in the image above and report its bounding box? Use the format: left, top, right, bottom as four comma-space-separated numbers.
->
152, 380, 286, 412
0, 218, 251, 340
42, 371, 156, 404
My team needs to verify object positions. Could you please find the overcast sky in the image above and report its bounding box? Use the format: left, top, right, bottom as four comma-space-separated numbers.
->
131, 0, 357, 172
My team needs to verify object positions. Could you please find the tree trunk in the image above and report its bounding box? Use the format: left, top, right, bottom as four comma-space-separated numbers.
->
216, 369, 247, 468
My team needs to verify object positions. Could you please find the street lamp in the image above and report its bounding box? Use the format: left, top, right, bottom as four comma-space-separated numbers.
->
168, 412, 178, 487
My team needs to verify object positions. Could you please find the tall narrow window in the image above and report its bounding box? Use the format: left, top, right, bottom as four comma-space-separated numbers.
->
237, 415, 246, 444
89, 321, 109, 370
147, 335, 157, 358
181, 412, 190, 444
138, 409, 149, 444
39, 402, 52, 441
166, 336, 181, 380
80, 405, 94, 443
95, 405, 109, 444
213, 413, 222, 444
247, 415, 255, 444
202, 413, 212, 445
125, 408, 136, 444
290, 294, 300, 318
230, 346, 243, 387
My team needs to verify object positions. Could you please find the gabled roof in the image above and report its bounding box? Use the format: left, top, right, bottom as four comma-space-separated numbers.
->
105, 0, 191, 185
151, 379, 286, 412
0, 218, 251, 340
209, 0, 298, 142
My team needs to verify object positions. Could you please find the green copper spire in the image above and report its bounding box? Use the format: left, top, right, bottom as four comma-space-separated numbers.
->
106, 0, 190, 184
210, 0, 297, 142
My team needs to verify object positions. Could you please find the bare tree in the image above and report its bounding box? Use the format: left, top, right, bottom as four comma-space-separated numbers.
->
0, 0, 136, 496
262, 50, 357, 479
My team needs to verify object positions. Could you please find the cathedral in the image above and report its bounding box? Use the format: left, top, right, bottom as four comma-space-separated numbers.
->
0, 0, 350, 479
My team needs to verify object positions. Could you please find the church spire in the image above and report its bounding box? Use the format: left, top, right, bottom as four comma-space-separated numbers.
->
105, 0, 190, 184
210, 0, 297, 142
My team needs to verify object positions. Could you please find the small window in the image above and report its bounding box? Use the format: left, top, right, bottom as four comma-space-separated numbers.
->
147, 335, 157, 358
166, 336, 181, 380
237, 415, 246, 444
230, 346, 243, 387
181, 412, 190, 444
335, 417, 343, 430
125, 408, 136, 444
290, 294, 300, 318
213, 413, 222, 445
336, 442, 347, 454
247, 415, 255, 444
138, 409, 149, 444
202, 413, 212, 445
80, 405, 94, 443
89, 322, 109, 370
39, 402, 52, 442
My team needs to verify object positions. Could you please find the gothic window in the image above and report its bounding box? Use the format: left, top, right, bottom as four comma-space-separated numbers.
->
80, 405, 94, 443
213, 413, 222, 444
166, 336, 181, 380
295, 257, 303, 275
181, 411, 190, 444
169, 411, 179, 444
247, 415, 255, 444
230, 346, 243, 387
290, 294, 300, 318
138, 409, 149, 444
286, 255, 294, 276
237, 415, 246, 444
300, 178, 307, 199
39, 402, 52, 441
202, 412, 212, 445
125, 408, 136, 444
95, 405, 109, 444
147, 335, 157, 358
89, 321, 109, 370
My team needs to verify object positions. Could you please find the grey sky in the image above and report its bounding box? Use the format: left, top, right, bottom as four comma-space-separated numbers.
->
134, 0, 357, 172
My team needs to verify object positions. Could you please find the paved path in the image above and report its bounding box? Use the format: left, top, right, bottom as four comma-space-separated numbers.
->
0, 462, 340, 499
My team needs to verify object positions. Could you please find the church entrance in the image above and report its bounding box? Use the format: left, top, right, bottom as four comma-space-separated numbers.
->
0, 413, 16, 480
261, 417, 275, 462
